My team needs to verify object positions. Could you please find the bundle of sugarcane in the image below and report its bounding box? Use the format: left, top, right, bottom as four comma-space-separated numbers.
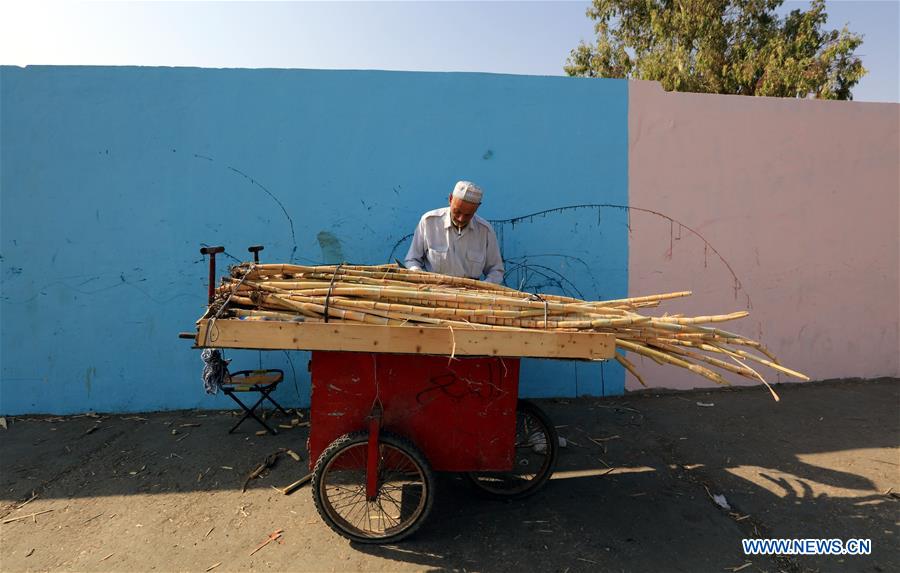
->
211, 262, 808, 400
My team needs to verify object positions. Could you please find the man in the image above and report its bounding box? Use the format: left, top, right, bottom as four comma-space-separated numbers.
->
404, 180, 505, 284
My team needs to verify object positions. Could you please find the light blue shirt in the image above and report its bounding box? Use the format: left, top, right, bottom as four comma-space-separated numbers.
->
404, 207, 505, 284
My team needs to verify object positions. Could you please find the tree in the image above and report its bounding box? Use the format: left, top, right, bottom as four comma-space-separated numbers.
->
565, 0, 866, 99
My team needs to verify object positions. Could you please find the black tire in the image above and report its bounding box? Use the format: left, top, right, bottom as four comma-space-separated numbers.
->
311, 431, 435, 543
465, 399, 559, 499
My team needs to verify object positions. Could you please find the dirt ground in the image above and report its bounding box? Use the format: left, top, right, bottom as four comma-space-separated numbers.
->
1, 378, 898, 573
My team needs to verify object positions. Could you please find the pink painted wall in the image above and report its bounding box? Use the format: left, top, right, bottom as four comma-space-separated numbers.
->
627, 80, 899, 391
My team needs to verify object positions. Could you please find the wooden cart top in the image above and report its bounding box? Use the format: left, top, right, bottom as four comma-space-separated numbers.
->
194, 318, 615, 360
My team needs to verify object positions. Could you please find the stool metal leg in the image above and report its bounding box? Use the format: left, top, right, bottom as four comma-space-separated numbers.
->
260, 388, 291, 417
225, 391, 278, 435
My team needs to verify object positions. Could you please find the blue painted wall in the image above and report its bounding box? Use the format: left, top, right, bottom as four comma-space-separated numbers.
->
0, 66, 627, 414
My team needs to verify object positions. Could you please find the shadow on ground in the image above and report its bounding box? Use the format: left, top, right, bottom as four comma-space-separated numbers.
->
1, 378, 898, 572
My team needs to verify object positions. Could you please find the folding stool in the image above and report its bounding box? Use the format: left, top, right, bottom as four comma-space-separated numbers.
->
222, 369, 289, 434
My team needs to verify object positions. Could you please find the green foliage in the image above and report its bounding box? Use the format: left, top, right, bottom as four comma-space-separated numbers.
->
565, 0, 866, 99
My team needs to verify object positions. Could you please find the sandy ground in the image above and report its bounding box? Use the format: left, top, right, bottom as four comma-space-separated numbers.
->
1, 378, 897, 573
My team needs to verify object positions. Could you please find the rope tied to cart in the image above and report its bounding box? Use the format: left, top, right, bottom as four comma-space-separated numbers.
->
204, 262, 257, 346
323, 262, 345, 324
528, 293, 550, 328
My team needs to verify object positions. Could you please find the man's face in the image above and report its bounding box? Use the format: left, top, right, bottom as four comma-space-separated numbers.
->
448, 195, 479, 229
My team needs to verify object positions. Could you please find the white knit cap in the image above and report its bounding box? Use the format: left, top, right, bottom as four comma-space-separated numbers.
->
451, 180, 483, 204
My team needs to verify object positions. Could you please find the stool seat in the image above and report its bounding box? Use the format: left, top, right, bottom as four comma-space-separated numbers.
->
222, 369, 289, 435
224, 370, 283, 390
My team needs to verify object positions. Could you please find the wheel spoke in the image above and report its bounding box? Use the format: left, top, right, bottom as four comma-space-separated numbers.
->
374, 497, 399, 529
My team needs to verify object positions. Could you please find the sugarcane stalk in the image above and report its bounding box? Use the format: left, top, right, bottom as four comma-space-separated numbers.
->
616, 339, 730, 385
615, 352, 647, 387
595, 291, 692, 306
208, 261, 807, 393
655, 311, 750, 325
717, 345, 809, 381
651, 341, 759, 379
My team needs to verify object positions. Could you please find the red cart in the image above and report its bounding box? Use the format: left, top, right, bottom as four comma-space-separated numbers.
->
306, 351, 559, 542
184, 249, 615, 542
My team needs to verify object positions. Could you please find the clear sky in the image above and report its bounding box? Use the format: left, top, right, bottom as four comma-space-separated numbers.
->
1, 1, 897, 102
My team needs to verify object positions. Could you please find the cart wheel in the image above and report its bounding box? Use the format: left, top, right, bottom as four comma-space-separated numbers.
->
465, 399, 559, 499
312, 431, 435, 543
